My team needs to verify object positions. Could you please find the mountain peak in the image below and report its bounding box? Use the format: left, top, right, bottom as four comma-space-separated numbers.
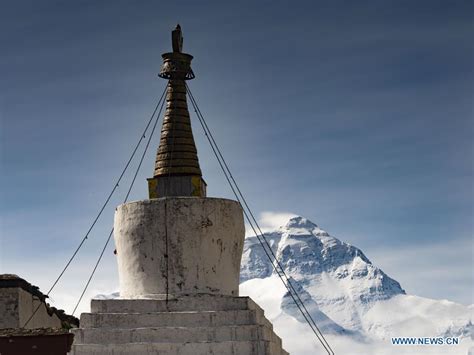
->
241, 214, 405, 301
240, 213, 472, 353
284, 216, 318, 230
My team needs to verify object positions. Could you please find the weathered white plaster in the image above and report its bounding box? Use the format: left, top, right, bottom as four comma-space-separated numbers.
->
114, 197, 245, 298
0, 287, 62, 329
0, 287, 19, 328
18, 288, 62, 328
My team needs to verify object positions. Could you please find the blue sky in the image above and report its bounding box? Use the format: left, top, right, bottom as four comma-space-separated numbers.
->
1, 0, 472, 311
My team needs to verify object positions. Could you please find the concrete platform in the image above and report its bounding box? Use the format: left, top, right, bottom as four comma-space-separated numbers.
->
90, 294, 261, 313
72, 341, 289, 355
72, 325, 279, 344
70, 296, 289, 355
79, 309, 270, 328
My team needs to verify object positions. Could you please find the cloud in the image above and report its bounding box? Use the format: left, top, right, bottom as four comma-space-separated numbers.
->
245, 211, 297, 237
241, 276, 472, 355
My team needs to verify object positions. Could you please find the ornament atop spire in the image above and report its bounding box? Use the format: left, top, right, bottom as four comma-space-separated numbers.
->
158, 24, 195, 81
172, 24, 183, 53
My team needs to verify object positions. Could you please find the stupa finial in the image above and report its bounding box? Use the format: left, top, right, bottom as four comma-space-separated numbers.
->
148, 25, 206, 198
158, 25, 194, 80
172, 24, 183, 53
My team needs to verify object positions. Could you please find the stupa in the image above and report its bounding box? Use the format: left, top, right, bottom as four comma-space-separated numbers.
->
69, 25, 288, 355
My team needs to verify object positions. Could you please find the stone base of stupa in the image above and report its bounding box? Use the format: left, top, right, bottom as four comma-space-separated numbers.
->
69, 294, 288, 355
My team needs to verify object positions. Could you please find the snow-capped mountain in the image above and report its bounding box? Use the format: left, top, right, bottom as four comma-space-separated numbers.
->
239, 216, 473, 355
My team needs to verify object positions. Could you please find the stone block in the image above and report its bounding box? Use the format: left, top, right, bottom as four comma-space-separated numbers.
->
90, 294, 261, 313
71, 324, 279, 344
79, 309, 266, 328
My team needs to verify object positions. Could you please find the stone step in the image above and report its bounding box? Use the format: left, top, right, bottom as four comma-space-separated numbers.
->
70, 340, 287, 355
71, 324, 281, 345
91, 295, 261, 314
80, 309, 271, 329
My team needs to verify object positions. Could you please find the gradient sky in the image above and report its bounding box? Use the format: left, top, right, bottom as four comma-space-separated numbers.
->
1, 0, 473, 312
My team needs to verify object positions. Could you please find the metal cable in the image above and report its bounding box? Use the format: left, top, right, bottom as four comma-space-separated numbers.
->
186, 83, 335, 355
71, 88, 167, 316
22, 86, 167, 327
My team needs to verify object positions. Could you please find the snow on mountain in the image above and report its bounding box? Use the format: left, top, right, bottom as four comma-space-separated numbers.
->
239, 216, 473, 354
93, 291, 120, 299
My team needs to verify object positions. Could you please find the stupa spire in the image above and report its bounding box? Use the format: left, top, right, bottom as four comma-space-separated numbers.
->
148, 25, 206, 198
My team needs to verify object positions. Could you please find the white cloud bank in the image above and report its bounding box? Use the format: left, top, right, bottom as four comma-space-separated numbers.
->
240, 270, 473, 355
245, 211, 297, 237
